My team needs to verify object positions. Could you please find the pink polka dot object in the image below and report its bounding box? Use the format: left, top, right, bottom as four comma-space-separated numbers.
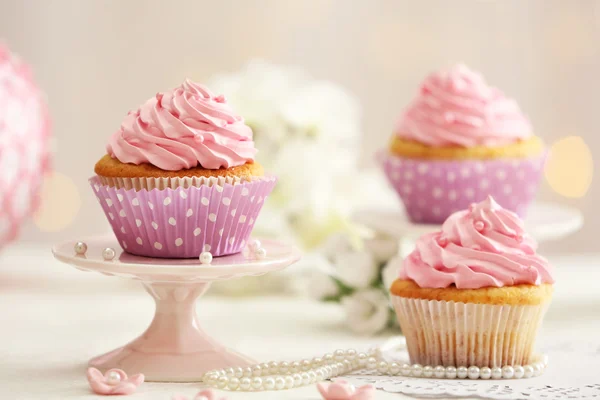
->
0, 44, 51, 248
382, 152, 546, 224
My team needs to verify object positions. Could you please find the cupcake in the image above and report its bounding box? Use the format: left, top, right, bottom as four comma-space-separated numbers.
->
91, 79, 276, 258
390, 196, 553, 368
382, 64, 546, 224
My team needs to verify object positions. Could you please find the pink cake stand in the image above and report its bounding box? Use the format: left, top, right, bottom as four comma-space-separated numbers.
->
52, 236, 301, 382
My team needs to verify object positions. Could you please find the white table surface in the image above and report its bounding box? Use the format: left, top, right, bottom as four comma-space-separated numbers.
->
1, 244, 599, 400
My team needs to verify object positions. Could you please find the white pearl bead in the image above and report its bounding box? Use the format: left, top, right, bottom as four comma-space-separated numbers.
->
284, 376, 294, 389
357, 353, 367, 366
480, 367, 492, 380
308, 371, 317, 383
240, 377, 251, 390
248, 239, 261, 252
513, 365, 525, 379
264, 377, 275, 390
502, 366, 515, 379
225, 367, 235, 376
274, 377, 285, 390
106, 371, 121, 385
334, 349, 345, 361
423, 365, 434, 377
523, 365, 534, 378
199, 251, 213, 264
278, 361, 289, 374
330, 364, 338, 376
292, 373, 302, 387
412, 364, 423, 377
217, 376, 228, 389
251, 377, 262, 390
401, 363, 412, 376
243, 367, 252, 377
323, 353, 334, 363
234, 367, 244, 378
389, 362, 400, 375
445, 366, 457, 379
533, 363, 543, 377
259, 363, 269, 372
324, 366, 332, 378
367, 357, 377, 370
457, 366, 468, 379
228, 377, 239, 390
290, 361, 300, 373
301, 359, 311, 372
491, 367, 503, 379
346, 349, 357, 360
102, 247, 116, 261
336, 362, 344, 372
468, 366, 480, 379
269, 361, 279, 374
311, 357, 322, 367
74, 241, 87, 255
434, 366, 445, 378
378, 361, 388, 374
255, 247, 267, 259
251, 365, 262, 377
301, 372, 310, 386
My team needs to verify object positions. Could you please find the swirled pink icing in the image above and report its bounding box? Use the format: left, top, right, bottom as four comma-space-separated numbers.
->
107, 79, 256, 170
396, 64, 532, 147
399, 196, 554, 289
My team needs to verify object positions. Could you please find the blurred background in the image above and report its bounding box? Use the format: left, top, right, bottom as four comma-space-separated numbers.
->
0, 0, 597, 337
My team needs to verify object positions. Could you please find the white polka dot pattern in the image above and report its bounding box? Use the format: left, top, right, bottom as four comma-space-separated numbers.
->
91, 175, 277, 258
382, 153, 546, 223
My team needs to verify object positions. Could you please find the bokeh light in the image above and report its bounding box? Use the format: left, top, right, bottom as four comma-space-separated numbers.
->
544, 136, 593, 198
33, 172, 81, 232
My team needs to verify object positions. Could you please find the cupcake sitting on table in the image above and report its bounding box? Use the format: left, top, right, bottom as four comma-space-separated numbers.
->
91, 79, 276, 259
382, 64, 546, 224
390, 196, 554, 370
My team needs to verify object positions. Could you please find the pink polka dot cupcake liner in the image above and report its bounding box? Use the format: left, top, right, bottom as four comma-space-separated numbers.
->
382, 153, 546, 224
90, 175, 277, 258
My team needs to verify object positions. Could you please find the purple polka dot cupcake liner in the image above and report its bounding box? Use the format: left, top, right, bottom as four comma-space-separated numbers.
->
382, 152, 546, 224
90, 175, 277, 258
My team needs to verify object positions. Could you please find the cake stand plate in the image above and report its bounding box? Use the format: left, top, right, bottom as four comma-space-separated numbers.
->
52, 236, 301, 382
353, 202, 583, 243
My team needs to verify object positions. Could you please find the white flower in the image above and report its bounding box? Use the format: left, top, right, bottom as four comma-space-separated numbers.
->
382, 254, 403, 291
342, 289, 390, 335
333, 250, 378, 289
307, 270, 339, 300
319, 233, 355, 262
364, 234, 399, 263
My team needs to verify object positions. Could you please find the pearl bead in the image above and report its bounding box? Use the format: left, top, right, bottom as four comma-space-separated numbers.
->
234, 367, 244, 378
301, 372, 310, 386
102, 247, 116, 261
279, 361, 289, 374
269, 361, 279, 374
311, 358, 322, 368
330, 364, 338, 376
243, 367, 252, 377
502, 366, 515, 379
251, 377, 263, 389
217, 376, 228, 389
389, 362, 400, 375
264, 377, 275, 390
248, 239, 261, 252
74, 241, 87, 255
292, 373, 302, 387
491, 367, 503, 379
434, 366, 445, 378
228, 377, 239, 390
445, 366, 457, 379
255, 248, 267, 259
308, 371, 317, 383
251, 365, 262, 377
533, 363, 542, 377
106, 371, 121, 385
357, 353, 367, 366
284, 376, 294, 389
324, 366, 332, 378
290, 361, 300, 373
199, 251, 213, 264
378, 361, 388, 374
346, 349, 357, 360
457, 366, 468, 379
423, 365, 433, 377
513, 365, 525, 379
367, 357, 377, 370
240, 377, 251, 390
480, 367, 492, 379
225, 367, 235, 376
468, 366, 480, 379
523, 365, 534, 378
303, 359, 313, 371
334, 349, 345, 361
401, 363, 411, 376
412, 364, 423, 377
323, 353, 334, 363
259, 363, 270, 372
274, 376, 285, 390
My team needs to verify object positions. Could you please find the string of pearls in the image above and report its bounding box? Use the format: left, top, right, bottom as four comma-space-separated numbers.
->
202, 347, 548, 391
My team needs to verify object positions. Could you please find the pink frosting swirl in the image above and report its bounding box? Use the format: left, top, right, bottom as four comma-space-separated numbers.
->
107, 79, 256, 170
396, 64, 532, 147
400, 196, 554, 289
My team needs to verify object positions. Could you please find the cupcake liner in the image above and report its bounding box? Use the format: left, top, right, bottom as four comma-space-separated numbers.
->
98, 175, 251, 191
382, 152, 546, 224
392, 296, 549, 368
90, 175, 277, 258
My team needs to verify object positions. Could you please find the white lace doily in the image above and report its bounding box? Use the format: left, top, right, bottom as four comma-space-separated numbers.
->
340, 339, 600, 400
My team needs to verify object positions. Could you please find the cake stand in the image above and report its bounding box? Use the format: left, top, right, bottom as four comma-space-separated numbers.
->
52, 236, 301, 382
